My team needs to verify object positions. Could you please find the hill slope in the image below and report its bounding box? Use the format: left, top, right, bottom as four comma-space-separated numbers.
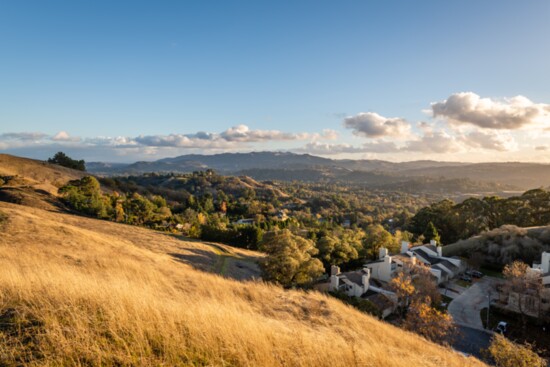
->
0, 154, 485, 366
0, 202, 485, 366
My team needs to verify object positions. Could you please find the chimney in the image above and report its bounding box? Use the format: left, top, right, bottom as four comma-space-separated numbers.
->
362, 268, 371, 289
437, 246, 443, 257
542, 252, 550, 274
401, 241, 410, 254
430, 239, 437, 247
331, 265, 340, 276
330, 274, 339, 291
379, 247, 388, 259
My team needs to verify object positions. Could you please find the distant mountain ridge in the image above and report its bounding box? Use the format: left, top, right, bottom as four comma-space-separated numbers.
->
87, 151, 550, 191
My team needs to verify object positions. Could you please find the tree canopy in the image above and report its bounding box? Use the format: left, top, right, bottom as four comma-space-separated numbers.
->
259, 229, 324, 286
48, 152, 86, 171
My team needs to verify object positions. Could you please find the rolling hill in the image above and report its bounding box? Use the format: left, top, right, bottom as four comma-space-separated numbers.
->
87, 151, 550, 191
0, 154, 486, 366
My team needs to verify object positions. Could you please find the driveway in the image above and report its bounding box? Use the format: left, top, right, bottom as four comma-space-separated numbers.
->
448, 277, 499, 330
451, 325, 492, 361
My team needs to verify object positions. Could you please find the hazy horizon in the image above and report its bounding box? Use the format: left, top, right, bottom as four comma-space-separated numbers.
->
1, 1, 549, 163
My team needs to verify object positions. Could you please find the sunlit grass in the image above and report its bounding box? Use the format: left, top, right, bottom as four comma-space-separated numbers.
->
0, 203, 486, 366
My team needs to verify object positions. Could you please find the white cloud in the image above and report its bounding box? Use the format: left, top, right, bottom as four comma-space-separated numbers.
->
296, 141, 401, 155
0, 132, 48, 140
462, 131, 518, 152
52, 131, 81, 142
403, 131, 463, 154
343, 112, 411, 138
431, 92, 550, 130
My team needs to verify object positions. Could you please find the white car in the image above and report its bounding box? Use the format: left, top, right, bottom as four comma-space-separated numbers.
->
495, 321, 508, 334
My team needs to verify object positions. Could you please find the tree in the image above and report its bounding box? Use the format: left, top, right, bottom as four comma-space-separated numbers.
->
260, 229, 324, 286
59, 176, 107, 217
362, 224, 394, 260
502, 260, 542, 328
486, 334, 545, 367
317, 235, 358, 268
403, 297, 456, 345
48, 151, 86, 171
389, 271, 415, 319
422, 221, 440, 244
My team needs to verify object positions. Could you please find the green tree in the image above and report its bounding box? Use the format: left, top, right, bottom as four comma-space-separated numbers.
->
59, 176, 107, 217
362, 224, 394, 259
422, 221, 441, 244
260, 229, 324, 286
317, 235, 358, 268
123, 193, 155, 225
48, 151, 86, 171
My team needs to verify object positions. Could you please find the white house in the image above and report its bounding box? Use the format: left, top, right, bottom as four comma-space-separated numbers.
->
364, 241, 463, 285
329, 265, 371, 297
233, 218, 254, 225
405, 240, 462, 284
328, 265, 397, 318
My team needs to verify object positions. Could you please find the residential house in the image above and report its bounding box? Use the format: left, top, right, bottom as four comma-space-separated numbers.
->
405, 240, 463, 284
233, 218, 255, 225
500, 252, 550, 318
364, 241, 463, 285
328, 265, 397, 318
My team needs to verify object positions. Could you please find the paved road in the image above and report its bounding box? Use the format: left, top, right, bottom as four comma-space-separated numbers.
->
448, 277, 499, 329
452, 326, 492, 361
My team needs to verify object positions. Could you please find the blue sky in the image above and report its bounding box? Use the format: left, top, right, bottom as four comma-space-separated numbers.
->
1, 1, 549, 162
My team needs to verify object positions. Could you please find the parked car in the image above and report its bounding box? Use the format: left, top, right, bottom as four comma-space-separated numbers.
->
470, 270, 484, 278
495, 321, 508, 334
460, 274, 472, 282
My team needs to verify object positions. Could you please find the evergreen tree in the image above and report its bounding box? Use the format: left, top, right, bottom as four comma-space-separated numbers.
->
422, 221, 441, 244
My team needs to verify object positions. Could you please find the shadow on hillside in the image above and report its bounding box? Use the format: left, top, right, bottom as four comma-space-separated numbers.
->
169, 250, 217, 273
169, 249, 262, 281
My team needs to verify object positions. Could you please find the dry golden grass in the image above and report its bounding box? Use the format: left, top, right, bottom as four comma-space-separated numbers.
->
0, 154, 86, 196
0, 202, 486, 367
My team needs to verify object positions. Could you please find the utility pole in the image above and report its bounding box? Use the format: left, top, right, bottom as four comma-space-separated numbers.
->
486, 290, 491, 329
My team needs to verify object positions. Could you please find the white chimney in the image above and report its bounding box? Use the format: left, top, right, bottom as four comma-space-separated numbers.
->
331, 265, 340, 276
430, 239, 437, 247
401, 241, 410, 254
379, 247, 388, 259
362, 268, 371, 289
330, 275, 339, 291
542, 252, 550, 274
437, 246, 443, 258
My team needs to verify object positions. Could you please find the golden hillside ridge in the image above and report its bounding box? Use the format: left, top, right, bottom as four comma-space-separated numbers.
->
0, 154, 86, 196
0, 202, 486, 366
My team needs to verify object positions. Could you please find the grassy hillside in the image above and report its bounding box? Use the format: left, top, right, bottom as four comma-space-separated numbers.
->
0, 154, 485, 366
0, 202, 485, 366
0, 154, 86, 211
0, 154, 85, 195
